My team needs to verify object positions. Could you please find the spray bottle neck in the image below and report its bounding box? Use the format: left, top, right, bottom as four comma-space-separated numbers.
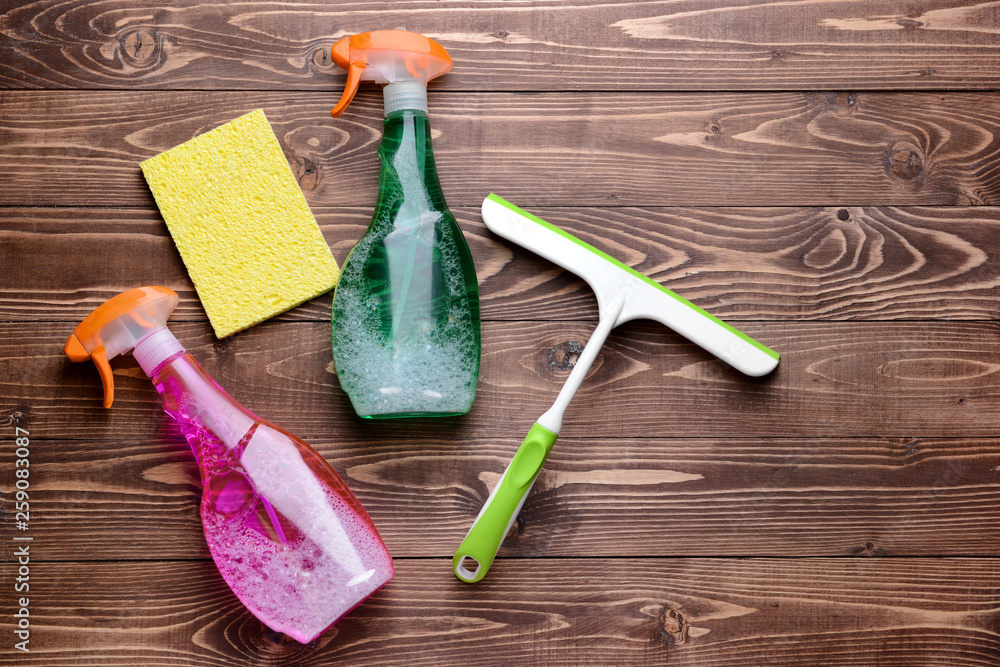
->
377, 107, 446, 213
134, 328, 185, 377
383, 81, 428, 116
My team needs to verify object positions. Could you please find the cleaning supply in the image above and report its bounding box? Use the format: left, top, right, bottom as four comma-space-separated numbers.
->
453, 195, 780, 583
64, 287, 393, 642
328, 30, 481, 419
140, 109, 340, 339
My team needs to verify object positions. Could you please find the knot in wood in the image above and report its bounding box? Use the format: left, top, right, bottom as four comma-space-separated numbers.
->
259, 624, 300, 648
884, 143, 924, 181
120, 30, 158, 65
292, 155, 319, 190
312, 47, 333, 70
256, 621, 333, 657
852, 540, 885, 557
5, 407, 28, 425
830, 92, 857, 115
658, 607, 689, 645
546, 341, 583, 371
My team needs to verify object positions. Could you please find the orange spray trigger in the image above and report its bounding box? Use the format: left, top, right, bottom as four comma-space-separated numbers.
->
64, 336, 115, 407
64, 286, 180, 409
331, 60, 365, 118
91, 347, 114, 408
328, 30, 453, 117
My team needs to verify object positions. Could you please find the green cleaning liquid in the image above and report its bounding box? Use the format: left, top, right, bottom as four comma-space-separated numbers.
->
331, 108, 481, 418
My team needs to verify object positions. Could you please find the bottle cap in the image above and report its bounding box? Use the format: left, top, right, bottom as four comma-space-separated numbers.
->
64, 286, 181, 408
329, 30, 452, 118
383, 80, 428, 115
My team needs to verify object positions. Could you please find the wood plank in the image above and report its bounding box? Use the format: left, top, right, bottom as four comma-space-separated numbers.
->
2, 435, 998, 561
1, 558, 997, 666
4, 205, 1000, 322
5, 320, 1000, 441
4, 2, 998, 665
3, 1, 1000, 92
2, 91, 999, 207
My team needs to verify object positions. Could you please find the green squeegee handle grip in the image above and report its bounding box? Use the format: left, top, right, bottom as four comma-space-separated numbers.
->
453, 423, 558, 583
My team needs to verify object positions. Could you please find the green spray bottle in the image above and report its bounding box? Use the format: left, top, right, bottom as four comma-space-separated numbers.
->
329, 30, 480, 419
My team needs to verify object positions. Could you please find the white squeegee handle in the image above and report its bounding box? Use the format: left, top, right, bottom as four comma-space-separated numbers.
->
537, 292, 626, 434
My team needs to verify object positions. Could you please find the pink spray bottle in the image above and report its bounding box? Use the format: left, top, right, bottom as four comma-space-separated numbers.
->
64, 286, 393, 643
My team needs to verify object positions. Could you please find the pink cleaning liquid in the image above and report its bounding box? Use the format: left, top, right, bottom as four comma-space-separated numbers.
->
152, 353, 393, 643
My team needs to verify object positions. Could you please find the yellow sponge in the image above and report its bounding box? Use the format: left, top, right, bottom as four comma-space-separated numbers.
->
140, 109, 339, 338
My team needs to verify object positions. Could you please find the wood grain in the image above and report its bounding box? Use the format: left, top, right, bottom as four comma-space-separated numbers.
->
2, 435, 998, 561
3, 205, 1000, 322
5, 320, 1000, 442
2, 1, 1000, 92
4, 1, 1000, 663
1, 559, 997, 666
2, 91, 999, 207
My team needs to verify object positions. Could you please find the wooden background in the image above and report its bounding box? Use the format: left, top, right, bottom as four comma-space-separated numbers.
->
2, 1, 1000, 665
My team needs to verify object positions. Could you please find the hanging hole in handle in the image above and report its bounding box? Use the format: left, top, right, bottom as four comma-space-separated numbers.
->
456, 555, 481, 581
